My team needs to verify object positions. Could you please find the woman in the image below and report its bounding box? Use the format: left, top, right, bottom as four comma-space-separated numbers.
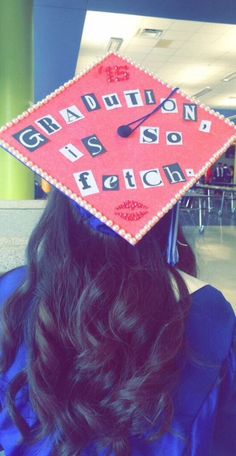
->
0, 189, 235, 455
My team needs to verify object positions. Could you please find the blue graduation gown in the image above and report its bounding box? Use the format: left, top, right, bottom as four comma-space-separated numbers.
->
0, 267, 236, 455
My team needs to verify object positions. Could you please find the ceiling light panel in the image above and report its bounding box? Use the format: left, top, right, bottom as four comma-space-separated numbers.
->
193, 87, 212, 97
137, 28, 163, 39
107, 37, 123, 53
223, 72, 236, 82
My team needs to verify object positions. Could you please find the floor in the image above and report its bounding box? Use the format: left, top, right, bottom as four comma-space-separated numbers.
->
180, 195, 236, 309
0, 199, 235, 311
183, 225, 236, 309
0, 200, 45, 272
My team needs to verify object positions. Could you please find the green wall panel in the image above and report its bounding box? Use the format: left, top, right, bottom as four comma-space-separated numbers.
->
0, 0, 34, 200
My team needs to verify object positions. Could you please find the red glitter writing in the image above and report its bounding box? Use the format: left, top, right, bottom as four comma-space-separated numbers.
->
105, 65, 130, 83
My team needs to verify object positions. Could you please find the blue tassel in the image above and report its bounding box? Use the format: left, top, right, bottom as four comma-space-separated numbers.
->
167, 203, 180, 266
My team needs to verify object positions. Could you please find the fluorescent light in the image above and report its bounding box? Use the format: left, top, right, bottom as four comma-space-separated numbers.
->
138, 28, 163, 39
222, 72, 236, 82
193, 87, 212, 97
107, 37, 123, 52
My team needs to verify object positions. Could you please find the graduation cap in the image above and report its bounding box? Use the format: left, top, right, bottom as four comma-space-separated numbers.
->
0, 53, 235, 249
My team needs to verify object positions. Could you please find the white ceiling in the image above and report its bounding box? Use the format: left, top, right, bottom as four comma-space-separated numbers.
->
76, 11, 236, 113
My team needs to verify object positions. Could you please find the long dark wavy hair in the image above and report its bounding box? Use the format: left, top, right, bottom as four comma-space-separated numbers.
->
0, 189, 196, 455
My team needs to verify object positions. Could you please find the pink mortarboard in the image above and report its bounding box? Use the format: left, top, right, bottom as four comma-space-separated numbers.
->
0, 53, 235, 245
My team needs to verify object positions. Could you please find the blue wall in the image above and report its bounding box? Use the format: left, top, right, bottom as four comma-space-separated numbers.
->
34, 0, 87, 100
88, 0, 236, 24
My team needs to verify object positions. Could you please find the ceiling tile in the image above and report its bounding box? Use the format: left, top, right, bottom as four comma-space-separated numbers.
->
162, 29, 196, 41
140, 17, 173, 29
199, 22, 235, 34
77, 12, 236, 109
168, 19, 202, 32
